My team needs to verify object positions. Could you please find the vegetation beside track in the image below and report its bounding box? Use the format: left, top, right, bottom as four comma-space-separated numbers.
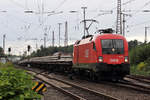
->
0, 62, 41, 100
27, 45, 73, 58
129, 41, 150, 76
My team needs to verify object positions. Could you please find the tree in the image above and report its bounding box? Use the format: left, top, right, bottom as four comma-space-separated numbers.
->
128, 40, 139, 51
29, 45, 73, 57
130, 43, 150, 65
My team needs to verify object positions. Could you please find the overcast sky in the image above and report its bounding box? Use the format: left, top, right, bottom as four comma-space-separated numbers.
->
0, 0, 150, 55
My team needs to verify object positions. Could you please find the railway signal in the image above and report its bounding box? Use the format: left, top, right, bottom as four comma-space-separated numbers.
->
27, 45, 31, 52
8, 47, 11, 55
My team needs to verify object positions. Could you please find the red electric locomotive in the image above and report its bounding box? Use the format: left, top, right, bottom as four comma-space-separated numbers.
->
73, 29, 130, 80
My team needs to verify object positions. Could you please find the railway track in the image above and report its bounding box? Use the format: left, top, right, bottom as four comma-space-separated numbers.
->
27, 70, 119, 100
102, 78, 150, 94
125, 75, 150, 84
17, 66, 150, 99
118, 80, 150, 94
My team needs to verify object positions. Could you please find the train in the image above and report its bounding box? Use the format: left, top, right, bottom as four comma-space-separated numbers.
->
73, 29, 130, 80
19, 29, 130, 81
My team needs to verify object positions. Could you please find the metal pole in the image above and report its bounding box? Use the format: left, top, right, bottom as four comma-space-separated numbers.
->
81, 7, 87, 36
64, 21, 68, 47
35, 39, 38, 50
122, 13, 125, 37
44, 33, 47, 48
52, 31, 54, 47
3, 34, 6, 54
58, 23, 62, 47
145, 27, 147, 43
116, 0, 122, 35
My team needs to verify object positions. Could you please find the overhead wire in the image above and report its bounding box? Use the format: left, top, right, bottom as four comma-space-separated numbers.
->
53, 0, 67, 11
111, 0, 140, 31
123, 0, 150, 34
122, 0, 137, 7
7, 0, 25, 9
93, 0, 137, 19
128, 19, 150, 28
126, 0, 150, 21
111, 0, 138, 11
38, 0, 68, 27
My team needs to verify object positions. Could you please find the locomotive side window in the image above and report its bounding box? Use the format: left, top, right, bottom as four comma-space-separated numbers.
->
101, 39, 124, 54
93, 42, 96, 51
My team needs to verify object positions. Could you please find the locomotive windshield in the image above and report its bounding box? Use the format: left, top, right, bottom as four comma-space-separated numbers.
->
101, 39, 124, 54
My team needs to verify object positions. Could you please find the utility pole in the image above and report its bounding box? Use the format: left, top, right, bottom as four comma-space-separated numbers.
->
3, 34, 6, 54
58, 23, 62, 47
52, 31, 55, 47
64, 21, 68, 47
145, 27, 150, 43
122, 13, 125, 36
44, 33, 47, 48
122, 13, 131, 37
116, 0, 122, 35
81, 7, 87, 36
35, 38, 38, 50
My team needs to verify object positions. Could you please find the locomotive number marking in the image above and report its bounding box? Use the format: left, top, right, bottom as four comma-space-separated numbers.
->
110, 59, 119, 62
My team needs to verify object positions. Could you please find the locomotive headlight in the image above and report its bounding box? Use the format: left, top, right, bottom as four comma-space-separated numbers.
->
99, 56, 103, 62
125, 56, 128, 62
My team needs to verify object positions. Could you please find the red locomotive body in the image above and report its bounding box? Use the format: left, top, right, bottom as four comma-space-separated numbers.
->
73, 33, 130, 80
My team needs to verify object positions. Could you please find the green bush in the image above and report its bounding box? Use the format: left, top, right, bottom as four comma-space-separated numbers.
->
146, 57, 150, 66
137, 62, 147, 71
130, 65, 150, 76
129, 42, 150, 76
130, 43, 150, 65
0, 63, 41, 100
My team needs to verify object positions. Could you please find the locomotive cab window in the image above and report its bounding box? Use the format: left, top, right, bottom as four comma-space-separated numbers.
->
101, 39, 124, 54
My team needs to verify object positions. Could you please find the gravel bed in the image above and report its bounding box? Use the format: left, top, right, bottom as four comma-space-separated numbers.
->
50, 73, 150, 100
43, 85, 74, 100
17, 66, 150, 100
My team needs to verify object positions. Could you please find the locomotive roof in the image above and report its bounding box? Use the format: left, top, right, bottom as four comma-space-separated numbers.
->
75, 33, 126, 46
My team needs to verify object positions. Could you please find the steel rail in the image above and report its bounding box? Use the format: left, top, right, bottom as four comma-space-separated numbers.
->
27, 71, 86, 100
41, 73, 119, 100
27, 70, 119, 100
103, 80, 150, 94
126, 75, 150, 84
